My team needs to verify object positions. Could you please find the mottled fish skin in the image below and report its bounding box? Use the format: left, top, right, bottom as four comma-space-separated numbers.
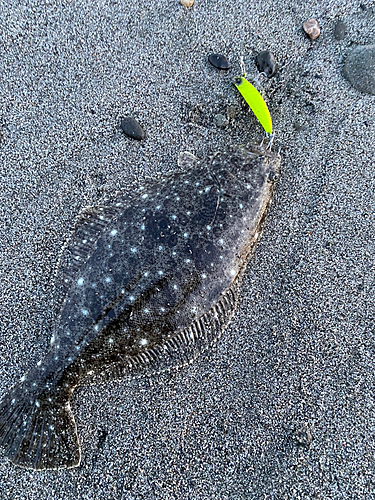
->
0, 145, 281, 470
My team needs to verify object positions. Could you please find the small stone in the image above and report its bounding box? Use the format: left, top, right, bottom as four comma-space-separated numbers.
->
303, 19, 321, 40
255, 50, 277, 77
343, 45, 375, 95
178, 151, 197, 169
293, 427, 313, 447
226, 105, 237, 120
214, 114, 228, 127
120, 117, 145, 141
334, 20, 347, 41
208, 53, 231, 70
180, 0, 194, 7
293, 121, 308, 132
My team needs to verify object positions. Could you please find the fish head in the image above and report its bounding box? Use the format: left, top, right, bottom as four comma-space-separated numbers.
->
209, 145, 281, 197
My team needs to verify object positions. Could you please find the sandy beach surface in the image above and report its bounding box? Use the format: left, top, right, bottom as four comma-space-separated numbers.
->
0, 0, 374, 498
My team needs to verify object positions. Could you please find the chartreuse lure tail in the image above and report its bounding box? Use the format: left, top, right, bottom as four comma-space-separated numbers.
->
233, 76, 273, 134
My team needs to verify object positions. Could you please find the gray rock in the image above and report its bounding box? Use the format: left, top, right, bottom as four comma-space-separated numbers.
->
208, 53, 231, 70
214, 113, 228, 127
343, 45, 375, 95
293, 427, 313, 448
334, 20, 347, 41
226, 105, 237, 120
120, 117, 145, 140
255, 50, 277, 77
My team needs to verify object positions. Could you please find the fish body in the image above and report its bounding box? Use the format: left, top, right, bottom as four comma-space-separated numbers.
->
0, 145, 280, 470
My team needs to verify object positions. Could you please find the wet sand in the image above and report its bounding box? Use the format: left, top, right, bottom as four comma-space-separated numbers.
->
0, 1, 374, 498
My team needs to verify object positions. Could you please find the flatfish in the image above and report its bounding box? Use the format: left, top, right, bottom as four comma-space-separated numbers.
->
0, 145, 280, 470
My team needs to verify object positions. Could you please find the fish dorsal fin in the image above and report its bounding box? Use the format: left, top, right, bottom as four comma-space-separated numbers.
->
51, 169, 183, 316
51, 161, 202, 319
52, 197, 131, 315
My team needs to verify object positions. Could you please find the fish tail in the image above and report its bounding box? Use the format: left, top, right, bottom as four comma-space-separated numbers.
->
0, 378, 80, 470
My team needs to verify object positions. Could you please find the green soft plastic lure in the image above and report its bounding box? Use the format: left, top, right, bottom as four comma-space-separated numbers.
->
233, 76, 273, 134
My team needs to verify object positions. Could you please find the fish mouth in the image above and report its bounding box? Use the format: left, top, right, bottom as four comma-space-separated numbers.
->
236, 143, 281, 176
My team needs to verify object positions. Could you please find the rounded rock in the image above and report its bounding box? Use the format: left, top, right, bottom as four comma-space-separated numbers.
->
180, 0, 194, 7
294, 427, 313, 448
343, 45, 375, 95
334, 20, 347, 41
303, 18, 320, 40
255, 50, 277, 77
208, 53, 231, 70
226, 105, 237, 120
120, 117, 145, 141
214, 114, 228, 127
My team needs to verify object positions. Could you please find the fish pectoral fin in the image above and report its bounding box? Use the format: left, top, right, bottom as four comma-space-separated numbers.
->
0, 384, 80, 471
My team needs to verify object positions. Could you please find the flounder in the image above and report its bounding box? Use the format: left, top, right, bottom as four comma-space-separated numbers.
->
0, 145, 280, 470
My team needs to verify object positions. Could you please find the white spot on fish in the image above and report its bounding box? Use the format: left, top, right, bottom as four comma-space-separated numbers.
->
140, 339, 148, 346
105, 277, 111, 283
81, 309, 89, 316
77, 278, 84, 286
110, 229, 118, 236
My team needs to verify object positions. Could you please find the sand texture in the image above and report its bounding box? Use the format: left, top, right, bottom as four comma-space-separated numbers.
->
0, 0, 374, 498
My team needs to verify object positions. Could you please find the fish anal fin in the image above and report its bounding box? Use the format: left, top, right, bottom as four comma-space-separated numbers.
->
89, 274, 242, 384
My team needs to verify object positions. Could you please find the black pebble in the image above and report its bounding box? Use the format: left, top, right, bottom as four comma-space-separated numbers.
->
120, 117, 145, 140
334, 20, 347, 41
208, 53, 231, 70
255, 50, 277, 77
293, 427, 313, 448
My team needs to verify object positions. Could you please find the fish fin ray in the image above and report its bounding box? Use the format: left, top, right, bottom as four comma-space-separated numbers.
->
0, 386, 80, 470
88, 274, 243, 384
51, 200, 132, 315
